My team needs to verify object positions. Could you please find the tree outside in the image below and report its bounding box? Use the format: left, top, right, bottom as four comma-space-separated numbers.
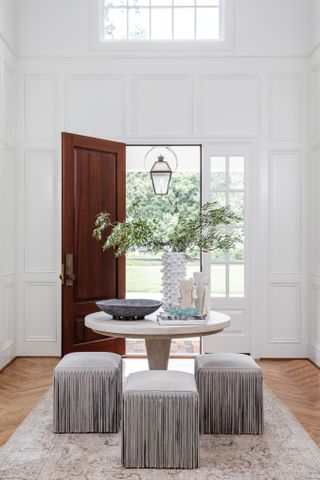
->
126, 170, 200, 295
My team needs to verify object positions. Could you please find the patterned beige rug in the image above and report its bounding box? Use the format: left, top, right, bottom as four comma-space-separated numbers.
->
0, 387, 319, 480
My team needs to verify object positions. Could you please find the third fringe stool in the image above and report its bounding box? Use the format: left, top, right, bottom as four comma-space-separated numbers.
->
195, 353, 264, 434
122, 370, 199, 469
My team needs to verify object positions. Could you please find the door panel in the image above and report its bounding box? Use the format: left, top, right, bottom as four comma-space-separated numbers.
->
74, 148, 117, 301
62, 132, 126, 355
201, 143, 252, 355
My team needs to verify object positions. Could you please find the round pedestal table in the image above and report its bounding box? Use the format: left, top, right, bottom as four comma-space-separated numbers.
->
85, 311, 231, 370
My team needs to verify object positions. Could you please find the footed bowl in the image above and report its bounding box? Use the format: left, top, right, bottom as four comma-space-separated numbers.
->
96, 298, 162, 320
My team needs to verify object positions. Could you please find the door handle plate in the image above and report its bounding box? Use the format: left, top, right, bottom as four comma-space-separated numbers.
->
66, 253, 76, 286
59, 263, 65, 285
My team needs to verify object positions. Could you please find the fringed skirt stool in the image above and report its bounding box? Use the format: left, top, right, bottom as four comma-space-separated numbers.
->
195, 353, 263, 434
53, 352, 122, 433
122, 370, 199, 469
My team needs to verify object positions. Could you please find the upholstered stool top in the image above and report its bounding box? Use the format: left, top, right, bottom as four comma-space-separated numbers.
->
125, 370, 197, 393
55, 351, 121, 370
196, 353, 260, 370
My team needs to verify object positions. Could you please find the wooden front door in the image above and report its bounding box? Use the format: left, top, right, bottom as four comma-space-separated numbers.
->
61, 132, 126, 355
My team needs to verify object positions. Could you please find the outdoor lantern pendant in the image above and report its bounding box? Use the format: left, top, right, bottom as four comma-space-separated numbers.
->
150, 155, 172, 196
145, 146, 177, 196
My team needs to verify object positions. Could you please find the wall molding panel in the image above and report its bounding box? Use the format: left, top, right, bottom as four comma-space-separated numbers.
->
268, 150, 301, 274
24, 282, 57, 342
268, 283, 301, 344
65, 74, 125, 137
24, 149, 58, 273
133, 74, 193, 135
199, 74, 260, 137
3, 145, 16, 275
312, 63, 320, 142
3, 60, 15, 149
269, 74, 302, 142
311, 147, 320, 275
24, 74, 58, 143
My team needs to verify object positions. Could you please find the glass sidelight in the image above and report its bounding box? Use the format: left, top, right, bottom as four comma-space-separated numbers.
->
210, 155, 245, 298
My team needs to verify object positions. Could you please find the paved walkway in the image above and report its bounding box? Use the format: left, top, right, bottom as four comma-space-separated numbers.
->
126, 338, 200, 355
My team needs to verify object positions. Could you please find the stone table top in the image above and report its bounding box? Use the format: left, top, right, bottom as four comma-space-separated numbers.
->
85, 310, 231, 340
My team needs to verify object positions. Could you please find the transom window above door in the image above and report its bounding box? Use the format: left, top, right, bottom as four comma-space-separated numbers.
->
102, 0, 221, 40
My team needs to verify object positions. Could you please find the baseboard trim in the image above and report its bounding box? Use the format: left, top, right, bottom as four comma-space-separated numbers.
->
309, 342, 320, 368
0, 355, 16, 373
0, 340, 16, 372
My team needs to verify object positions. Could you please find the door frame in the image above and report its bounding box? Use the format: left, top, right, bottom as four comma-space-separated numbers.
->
126, 139, 256, 357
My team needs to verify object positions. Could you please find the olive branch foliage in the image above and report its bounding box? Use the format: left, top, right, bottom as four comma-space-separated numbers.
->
93, 200, 241, 257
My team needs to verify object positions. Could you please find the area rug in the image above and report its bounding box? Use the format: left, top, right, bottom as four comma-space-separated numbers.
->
0, 387, 319, 480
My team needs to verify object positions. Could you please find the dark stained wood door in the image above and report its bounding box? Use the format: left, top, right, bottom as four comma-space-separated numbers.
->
61, 132, 126, 355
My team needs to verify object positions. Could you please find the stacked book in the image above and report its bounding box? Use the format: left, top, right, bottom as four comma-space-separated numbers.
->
157, 307, 208, 325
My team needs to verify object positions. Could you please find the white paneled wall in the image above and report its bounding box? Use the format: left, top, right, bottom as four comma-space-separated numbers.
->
199, 75, 260, 137
0, 0, 17, 370
24, 75, 58, 143
309, 1, 320, 367
65, 75, 125, 137
260, 70, 308, 358
24, 150, 58, 272
133, 75, 193, 135
3, 0, 310, 359
16, 55, 308, 358
269, 75, 302, 142
268, 151, 301, 274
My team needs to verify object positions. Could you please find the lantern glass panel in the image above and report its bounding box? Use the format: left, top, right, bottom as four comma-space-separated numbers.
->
151, 172, 172, 195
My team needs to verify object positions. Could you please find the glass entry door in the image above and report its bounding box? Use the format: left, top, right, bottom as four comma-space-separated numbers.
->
202, 143, 251, 354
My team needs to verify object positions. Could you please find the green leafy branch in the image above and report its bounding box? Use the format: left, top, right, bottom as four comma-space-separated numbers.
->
93, 201, 241, 257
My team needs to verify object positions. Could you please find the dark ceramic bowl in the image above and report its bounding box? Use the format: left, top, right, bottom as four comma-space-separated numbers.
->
96, 299, 162, 320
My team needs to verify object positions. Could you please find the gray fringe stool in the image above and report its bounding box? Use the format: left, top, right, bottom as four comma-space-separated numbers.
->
53, 352, 122, 433
195, 353, 264, 434
122, 370, 199, 469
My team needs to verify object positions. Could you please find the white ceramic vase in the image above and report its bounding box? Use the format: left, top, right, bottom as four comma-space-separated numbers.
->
161, 252, 187, 311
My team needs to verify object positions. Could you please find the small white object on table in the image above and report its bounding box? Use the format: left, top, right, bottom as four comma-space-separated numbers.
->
85, 311, 231, 370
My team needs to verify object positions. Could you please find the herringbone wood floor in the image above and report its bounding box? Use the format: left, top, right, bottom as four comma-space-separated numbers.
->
0, 357, 59, 447
0, 357, 319, 447
258, 359, 320, 447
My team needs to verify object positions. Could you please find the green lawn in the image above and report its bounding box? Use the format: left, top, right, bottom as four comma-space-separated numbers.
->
126, 265, 199, 293
126, 263, 244, 296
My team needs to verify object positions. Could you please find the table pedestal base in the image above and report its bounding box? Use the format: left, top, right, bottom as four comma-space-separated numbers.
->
145, 338, 171, 370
